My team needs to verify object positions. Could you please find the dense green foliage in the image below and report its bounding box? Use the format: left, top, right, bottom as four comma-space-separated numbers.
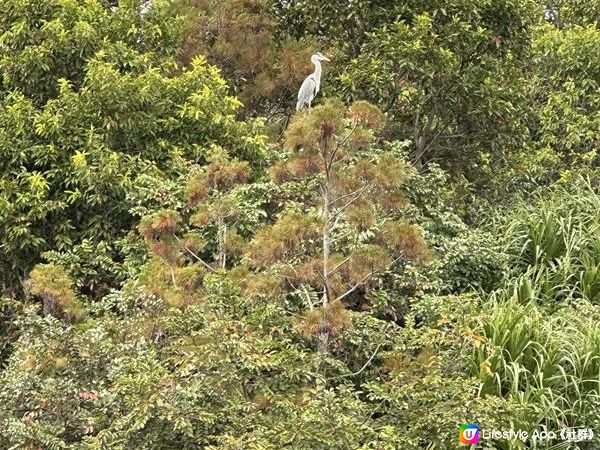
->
0, 0, 266, 292
2, 1, 600, 449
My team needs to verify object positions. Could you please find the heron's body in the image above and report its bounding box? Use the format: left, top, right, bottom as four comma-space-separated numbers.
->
296, 53, 330, 111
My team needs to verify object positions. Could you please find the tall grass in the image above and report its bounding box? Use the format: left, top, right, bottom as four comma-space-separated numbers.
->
470, 178, 600, 448
497, 177, 600, 305
472, 300, 600, 430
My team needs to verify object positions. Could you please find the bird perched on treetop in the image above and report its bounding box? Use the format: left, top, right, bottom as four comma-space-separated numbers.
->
296, 52, 331, 111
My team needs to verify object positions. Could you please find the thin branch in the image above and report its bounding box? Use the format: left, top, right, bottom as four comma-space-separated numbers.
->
332, 253, 405, 303
412, 119, 450, 165
331, 182, 369, 206
313, 266, 327, 284
333, 272, 374, 303
282, 276, 299, 293
172, 234, 217, 273
331, 254, 352, 274
332, 184, 370, 216
329, 123, 358, 168
302, 285, 315, 311
169, 266, 178, 287
327, 339, 387, 381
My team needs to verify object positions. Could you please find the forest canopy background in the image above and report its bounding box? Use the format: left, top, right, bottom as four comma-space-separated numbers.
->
2, 1, 600, 449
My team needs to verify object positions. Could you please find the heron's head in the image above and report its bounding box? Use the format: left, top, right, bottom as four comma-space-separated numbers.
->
312, 52, 331, 63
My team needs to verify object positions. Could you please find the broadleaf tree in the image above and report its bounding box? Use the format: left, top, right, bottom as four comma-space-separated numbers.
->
0, 0, 267, 294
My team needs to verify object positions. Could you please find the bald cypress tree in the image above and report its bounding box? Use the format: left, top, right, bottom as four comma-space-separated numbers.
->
185, 146, 252, 270
248, 99, 430, 352
137, 147, 253, 306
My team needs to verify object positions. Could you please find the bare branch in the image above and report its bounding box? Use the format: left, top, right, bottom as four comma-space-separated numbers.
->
172, 234, 217, 273
326, 331, 389, 381
331, 182, 369, 206
302, 285, 315, 311
332, 183, 371, 217
331, 255, 352, 274
333, 272, 374, 303
329, 123, 357, 167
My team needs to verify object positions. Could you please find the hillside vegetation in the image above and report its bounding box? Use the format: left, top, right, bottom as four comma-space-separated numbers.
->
2, 1, 600, 449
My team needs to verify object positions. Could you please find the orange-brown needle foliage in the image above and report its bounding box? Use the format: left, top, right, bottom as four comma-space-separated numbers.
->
186, 146, 251, 207
28, 263, 85, 323
139, 210, 182, 240
247, 212, 323, 267
294, 300, 352, 353
173, 0, 316, 116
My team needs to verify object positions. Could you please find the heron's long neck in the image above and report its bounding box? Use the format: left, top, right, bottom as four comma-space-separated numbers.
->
313, 61, 322, 82
313, 60, 322, 90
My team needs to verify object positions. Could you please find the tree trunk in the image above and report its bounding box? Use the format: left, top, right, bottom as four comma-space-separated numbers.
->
319, 144, 334, 354
322, 172, 331, 307
217, 217, 227, 270
316, 319, 330, 355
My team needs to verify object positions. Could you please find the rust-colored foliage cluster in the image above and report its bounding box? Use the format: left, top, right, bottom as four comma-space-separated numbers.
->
136, 148, 254, 307
186, 147, 251, 207
247, 212, 323, 267
284, 99, 346, 151
138, 210, 183, 264
345, 204, 376, 231
294, 300, 352, 352
176, 0, 315, 114
174, 264, 207, 291
348, 100, 386, 130
28, 263, 85, 323
190, 198, 240, 228
139, 210, 182, 240
378, 220, 431, 262
137, 254, 208, 308
270, 156, 323, 183
138, 209, 206, 307
229, 265, 286, 299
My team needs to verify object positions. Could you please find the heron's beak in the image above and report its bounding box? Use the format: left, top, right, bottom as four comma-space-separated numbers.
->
321, 55, 331, 62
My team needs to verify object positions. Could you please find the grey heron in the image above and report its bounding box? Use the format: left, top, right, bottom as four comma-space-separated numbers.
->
296, 52, 331, 111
